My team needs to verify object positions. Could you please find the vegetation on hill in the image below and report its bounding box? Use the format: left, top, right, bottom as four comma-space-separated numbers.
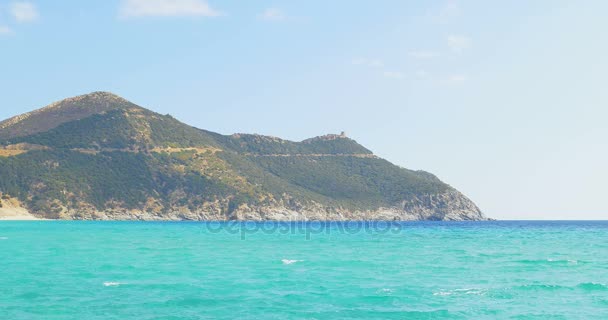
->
0, 91, 138, 140
0, 92, 478, 220
219, 134, 372, 155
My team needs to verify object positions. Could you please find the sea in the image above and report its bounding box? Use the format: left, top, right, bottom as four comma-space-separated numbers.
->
1, 221, 607, 319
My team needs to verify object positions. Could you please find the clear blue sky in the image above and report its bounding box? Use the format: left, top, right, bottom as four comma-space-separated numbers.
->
1, 0, 607, 220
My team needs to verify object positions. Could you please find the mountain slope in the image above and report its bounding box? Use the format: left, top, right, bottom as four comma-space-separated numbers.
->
0, 92, 486, 221
0, 92, 138, 140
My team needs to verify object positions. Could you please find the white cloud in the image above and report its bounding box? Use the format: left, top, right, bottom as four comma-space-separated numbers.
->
447, 74, 467, 84
447, 35, 471, 53
119, 0, 221, 18
368, 59, 384, 68
383, 71, 404, 79
0, 26, 13, 35
352, 58, 403, 80
351, 58, 367, 65
351, 58, 384, 68
436, 0, 460, 23
415, 70, 429, 79
427, 0, 460, 24
10, 2, 39, 23
260, 8, 286, 21
408, 50, 440, 59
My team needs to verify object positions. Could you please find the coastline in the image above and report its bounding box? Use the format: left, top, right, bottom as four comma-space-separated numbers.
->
0, 207, 44, 221
0, 216, 43, 221
0, 192, 488, 222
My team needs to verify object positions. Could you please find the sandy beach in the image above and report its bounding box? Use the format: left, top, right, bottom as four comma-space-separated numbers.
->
0, 202, 42, 220
0, 214, 42, 220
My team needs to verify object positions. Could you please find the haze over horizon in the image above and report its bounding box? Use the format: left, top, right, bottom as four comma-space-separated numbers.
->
1, 0, 607, 220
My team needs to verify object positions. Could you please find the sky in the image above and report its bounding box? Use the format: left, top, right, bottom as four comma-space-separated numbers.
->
1, 0, 607, 220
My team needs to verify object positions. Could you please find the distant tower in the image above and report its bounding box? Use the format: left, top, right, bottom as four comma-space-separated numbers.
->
340, 131, 346, 137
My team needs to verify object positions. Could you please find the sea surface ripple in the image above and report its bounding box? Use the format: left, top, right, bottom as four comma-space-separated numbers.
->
1, 220, 607, 319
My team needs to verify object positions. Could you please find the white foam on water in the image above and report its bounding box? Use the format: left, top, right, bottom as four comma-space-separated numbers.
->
464, 289, 487, 295
548, 258, 578, 264
103, 282, 122, 287
434, 288, 486, 296
282, 259, 302, 265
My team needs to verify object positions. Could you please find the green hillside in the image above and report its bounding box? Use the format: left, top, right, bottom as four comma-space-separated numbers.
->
0, 92, 484, 221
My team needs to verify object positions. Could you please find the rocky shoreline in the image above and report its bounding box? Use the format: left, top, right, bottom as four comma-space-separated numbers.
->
2, 190, 487, 221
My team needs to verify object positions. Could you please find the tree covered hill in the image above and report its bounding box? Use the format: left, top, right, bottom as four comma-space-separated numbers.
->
0, 92, 485, 221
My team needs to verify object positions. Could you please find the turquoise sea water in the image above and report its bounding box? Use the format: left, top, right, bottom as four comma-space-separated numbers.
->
1, 221, 607, 319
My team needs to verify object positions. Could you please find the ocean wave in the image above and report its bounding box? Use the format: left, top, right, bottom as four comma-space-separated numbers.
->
511, 282, 608, 292
515, 258, 581, 266
513, 284, 570, 291
399, 310, 454, 317
434, 283, 604, 297
103, 282, 122, 287
377, 288, 394, 294
548, 258, 579, 264
433, 288, 487, 296
576, 282, 608, 291
0, 237, 8, 240
281, 259, 302, 265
